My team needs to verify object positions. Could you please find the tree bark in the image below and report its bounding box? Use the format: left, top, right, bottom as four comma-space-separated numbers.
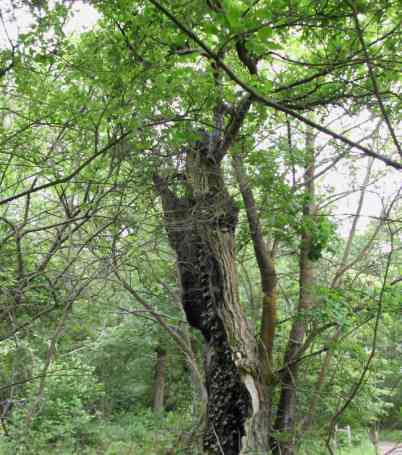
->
273, 127, 316, 455
232, 153, 277, 451
153, 346, 167, 413
154, 130, 263, 454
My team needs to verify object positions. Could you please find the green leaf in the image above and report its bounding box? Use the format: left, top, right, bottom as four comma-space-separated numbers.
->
257, 26, 273, 40
223, 0, 243, 29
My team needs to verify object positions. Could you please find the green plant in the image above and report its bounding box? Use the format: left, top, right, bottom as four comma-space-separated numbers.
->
4, 354, 104, 453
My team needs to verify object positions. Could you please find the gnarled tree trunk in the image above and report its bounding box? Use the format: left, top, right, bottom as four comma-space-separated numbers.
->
154, 127, 265, 454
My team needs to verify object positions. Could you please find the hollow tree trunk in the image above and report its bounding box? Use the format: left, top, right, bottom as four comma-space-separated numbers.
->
154, 130, 263, 455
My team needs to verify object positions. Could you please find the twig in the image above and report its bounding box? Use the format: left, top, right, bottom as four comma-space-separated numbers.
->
0, 132, 131, 206
346, 0, 402, 159
147, 0, 402, 170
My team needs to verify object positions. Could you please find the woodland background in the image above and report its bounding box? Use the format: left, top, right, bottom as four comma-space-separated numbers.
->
0, 0, 401, 454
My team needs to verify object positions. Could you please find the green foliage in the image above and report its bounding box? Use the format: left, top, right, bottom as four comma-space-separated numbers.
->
5, 355, 104, 449
337, 440, 376, 455
0, 408, 197, 455
305, 216, 338, 261
0, 0, 401, 454
299, 432, 376, 455
380, 429, 402, 442
91, 320, 156, 413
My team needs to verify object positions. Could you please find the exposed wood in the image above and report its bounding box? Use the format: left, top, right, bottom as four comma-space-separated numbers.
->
155, 129, 264, 454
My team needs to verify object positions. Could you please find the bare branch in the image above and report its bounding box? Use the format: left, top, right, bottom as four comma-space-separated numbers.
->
0, 131, 131, 206
346, 0, 402, 159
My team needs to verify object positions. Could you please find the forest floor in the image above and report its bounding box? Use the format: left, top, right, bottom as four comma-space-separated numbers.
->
379, 441, 402, 454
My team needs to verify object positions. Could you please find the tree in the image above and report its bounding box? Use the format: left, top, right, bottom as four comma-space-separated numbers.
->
0, 1, 400, 454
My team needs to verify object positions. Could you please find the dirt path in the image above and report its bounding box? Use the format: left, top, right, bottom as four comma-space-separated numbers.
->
379, 441, 402, 455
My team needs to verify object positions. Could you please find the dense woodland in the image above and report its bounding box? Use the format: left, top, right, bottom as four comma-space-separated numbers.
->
0, 0, 401, 454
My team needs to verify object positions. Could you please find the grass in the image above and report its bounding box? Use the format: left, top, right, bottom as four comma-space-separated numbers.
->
299, 432, 378, 455
0, 409, 199, 455
381, 429, 401, 443
338, 439, 376, 455
2, 418, 398, 455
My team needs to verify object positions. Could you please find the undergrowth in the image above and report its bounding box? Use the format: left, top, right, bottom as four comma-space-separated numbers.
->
0, 409, 201, 455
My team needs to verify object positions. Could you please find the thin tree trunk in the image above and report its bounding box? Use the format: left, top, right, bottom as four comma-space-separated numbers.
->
175, 263, 209, 408
153, 346, 167, 413
303, 158, 375, 430
331, 158, 374, 288
273, 127, 316, 455
232, 152, 277, 451
368, 423, 380, 455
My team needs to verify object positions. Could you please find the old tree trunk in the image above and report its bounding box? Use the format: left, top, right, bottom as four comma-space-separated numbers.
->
154, 129, 264, 454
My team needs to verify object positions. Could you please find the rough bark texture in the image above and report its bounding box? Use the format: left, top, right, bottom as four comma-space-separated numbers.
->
154, 133, 261, 455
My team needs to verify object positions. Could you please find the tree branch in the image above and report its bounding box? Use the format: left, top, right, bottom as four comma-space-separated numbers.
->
147, 0, 402, 170
346, 0, 402, 159
0, 131, 131, 206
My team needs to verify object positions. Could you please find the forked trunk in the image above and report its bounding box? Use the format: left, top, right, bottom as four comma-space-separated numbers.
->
154, 137, 264, 455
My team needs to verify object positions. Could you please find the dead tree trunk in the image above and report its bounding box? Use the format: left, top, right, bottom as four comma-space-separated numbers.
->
154, 102, 265, 454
